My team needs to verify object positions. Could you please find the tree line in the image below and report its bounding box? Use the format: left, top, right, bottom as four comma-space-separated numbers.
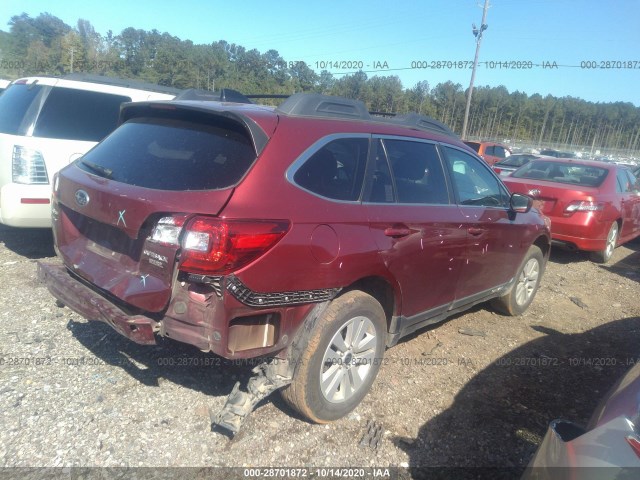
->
1, 12, 638, 154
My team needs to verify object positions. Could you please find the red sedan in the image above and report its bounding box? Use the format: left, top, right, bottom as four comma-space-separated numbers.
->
503, 158, 640, 262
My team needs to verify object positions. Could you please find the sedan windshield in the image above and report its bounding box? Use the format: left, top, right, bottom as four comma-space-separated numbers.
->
511, 160, 608, 187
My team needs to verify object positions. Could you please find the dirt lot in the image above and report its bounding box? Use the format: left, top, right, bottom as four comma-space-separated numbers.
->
0, 224, 639, 477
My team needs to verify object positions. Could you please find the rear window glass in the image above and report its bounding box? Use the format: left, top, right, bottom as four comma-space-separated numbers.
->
511, 160, 608, 187
33, 87, 130, 141
0, 83, 43, 134
77, 117, 256, 191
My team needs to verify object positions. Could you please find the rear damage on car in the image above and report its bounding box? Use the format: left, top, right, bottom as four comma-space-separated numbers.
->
38, 100, 310, 360
38, 100, 313, 434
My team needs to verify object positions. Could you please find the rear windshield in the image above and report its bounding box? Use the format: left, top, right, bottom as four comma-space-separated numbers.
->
76, 117, 256, 191
511, 160, 608, 187
0, 83, 43, 134
33, 87, 130, 141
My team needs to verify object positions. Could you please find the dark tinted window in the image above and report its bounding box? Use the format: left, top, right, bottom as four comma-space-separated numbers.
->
512, 160, 608, 187
33, 87, 130, 141
77, 117, 256, 190
463, 141, 481, 153
485, 146, 495, 156
0, 83, 43, 134
384, 139, 449, 204
443, 147, 508, 207
294, 137, 368, 201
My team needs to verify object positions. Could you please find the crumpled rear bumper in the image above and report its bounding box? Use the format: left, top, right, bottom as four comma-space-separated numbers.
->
37, 262, 158, 345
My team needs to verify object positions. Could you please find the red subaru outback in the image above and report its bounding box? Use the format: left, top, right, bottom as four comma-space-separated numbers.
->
39, 92, 550, 433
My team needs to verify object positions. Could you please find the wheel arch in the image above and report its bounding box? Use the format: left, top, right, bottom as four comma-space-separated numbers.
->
339, 276, 397, 331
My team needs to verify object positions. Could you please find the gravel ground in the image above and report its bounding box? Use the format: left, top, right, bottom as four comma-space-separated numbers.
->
0, 224, 639, 478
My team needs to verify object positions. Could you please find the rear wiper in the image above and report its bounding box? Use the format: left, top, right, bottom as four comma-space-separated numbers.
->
80, 159, 113, 179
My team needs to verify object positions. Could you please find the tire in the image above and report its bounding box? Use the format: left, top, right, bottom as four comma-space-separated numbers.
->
280, 290, 386, 423
491, 245, 544, 316
590, 221, 618, 264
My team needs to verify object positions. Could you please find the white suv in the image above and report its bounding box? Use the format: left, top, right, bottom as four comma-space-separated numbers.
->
0, 74, 180, 227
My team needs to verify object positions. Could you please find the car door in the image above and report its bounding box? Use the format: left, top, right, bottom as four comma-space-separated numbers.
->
440, 145, 530, 305
364, 137, 467, 322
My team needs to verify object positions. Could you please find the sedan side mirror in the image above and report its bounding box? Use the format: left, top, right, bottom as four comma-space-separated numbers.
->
510, 193, 533, 213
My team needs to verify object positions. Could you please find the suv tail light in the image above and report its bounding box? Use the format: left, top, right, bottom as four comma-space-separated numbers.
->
149, 216, 290, 275
565, 200, 604, 213
12, 145, 49, 184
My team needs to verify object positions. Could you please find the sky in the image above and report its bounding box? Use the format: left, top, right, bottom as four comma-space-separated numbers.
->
1, 0, 638, 106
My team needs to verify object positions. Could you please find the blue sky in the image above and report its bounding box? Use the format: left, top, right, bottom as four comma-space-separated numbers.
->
1, 0, 638, 105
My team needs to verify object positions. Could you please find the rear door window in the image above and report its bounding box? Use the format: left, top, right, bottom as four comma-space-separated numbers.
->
77, 117, 257, 190
33, 87, 131, 141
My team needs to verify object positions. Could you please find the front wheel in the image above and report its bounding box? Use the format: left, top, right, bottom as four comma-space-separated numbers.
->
280, 290, 386, 423
491, 245, 544, 316
590, 221, 618, 264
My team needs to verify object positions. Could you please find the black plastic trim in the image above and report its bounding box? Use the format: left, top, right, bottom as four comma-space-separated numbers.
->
226, 275, 340, 308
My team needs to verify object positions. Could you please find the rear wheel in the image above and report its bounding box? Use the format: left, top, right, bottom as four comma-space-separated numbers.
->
280, 290, 386, 423
491, 245, 544, 316
590, 221, 618, 264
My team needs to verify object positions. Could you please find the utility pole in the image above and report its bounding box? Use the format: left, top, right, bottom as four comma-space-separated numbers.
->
461, 0, 490, 140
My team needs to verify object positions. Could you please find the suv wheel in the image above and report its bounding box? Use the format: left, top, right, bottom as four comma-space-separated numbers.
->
281, 290, 386, 423
491, 245, 543, 316
590, 221, 618, 264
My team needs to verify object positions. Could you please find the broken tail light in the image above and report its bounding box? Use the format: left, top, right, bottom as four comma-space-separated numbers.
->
149, 215, 289, 275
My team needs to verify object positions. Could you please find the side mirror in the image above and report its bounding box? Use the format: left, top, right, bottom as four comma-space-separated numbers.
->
510, 193, 533, 213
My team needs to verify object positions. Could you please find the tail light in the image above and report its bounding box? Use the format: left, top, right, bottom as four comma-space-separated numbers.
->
149, 215, 289, 275
565, 200, 604, 213
12, 145, 49, 184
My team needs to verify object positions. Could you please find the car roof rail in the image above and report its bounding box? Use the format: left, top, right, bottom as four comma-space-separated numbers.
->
387, 112, 457, 137
62, 73, 183, 95
276, 93, 371, 120
276, 93, 457, 137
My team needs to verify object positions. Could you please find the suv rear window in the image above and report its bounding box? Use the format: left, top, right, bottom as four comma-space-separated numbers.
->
33, 87, 131, 142
77, 117, 256, 191
0, 83, 43, 135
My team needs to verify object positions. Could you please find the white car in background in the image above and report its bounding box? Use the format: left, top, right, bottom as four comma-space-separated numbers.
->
0, 74, 180, 227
